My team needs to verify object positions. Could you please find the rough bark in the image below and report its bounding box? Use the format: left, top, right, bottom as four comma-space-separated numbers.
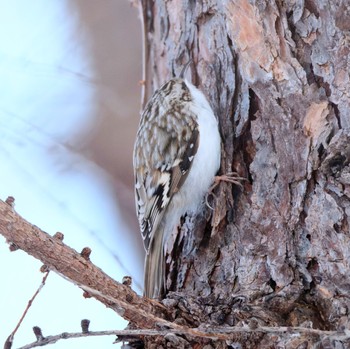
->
141, 0, 350, 348
2, 1, 350, 348
5, 199, 341, 349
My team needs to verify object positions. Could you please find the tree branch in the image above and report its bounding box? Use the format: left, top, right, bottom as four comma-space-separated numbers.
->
11, 272, 50, 336
2, 197, 350, 349
16, 325, 350, 349
0, 198, 170, 330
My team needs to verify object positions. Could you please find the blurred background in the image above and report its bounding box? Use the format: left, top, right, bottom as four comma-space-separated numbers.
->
0, 0, 144, 348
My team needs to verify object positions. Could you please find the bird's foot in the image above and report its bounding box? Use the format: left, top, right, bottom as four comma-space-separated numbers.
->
210, 172, 246, 191
206, 172, 246, 209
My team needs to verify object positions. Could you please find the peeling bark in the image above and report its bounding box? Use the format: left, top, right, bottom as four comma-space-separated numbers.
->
141, 0, 350, 347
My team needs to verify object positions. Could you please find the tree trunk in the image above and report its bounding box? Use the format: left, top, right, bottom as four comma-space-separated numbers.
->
141, 0, 350, 347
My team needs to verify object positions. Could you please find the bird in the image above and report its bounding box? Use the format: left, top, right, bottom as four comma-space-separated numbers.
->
133, 69, 221, 299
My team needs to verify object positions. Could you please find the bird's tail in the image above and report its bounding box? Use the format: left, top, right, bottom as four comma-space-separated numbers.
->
144, 228, 165, 299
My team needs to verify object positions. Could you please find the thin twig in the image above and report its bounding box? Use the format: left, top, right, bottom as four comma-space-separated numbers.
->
5, 272, 50, 349
15, 326, 350, 349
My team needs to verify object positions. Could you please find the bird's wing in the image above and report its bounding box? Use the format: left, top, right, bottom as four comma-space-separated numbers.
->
133, 95, 199, 253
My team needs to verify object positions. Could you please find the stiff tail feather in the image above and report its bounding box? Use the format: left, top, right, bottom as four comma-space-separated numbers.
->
143, 228, 165, 299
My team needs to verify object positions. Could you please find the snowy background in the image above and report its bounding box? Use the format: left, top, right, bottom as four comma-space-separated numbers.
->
0, 1, 143, 348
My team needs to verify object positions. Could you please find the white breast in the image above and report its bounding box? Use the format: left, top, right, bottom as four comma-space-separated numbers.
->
167, 80, 221, 222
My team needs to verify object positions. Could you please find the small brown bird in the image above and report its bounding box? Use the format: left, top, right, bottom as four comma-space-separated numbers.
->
133, 74, 221, 298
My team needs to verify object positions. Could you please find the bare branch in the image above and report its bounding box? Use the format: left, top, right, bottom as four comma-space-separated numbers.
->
1, 197, 349, 349
12, 272, 50, 337
15, 326, 350, 349
0, 199, 170, 329
4, 271, 50, 349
